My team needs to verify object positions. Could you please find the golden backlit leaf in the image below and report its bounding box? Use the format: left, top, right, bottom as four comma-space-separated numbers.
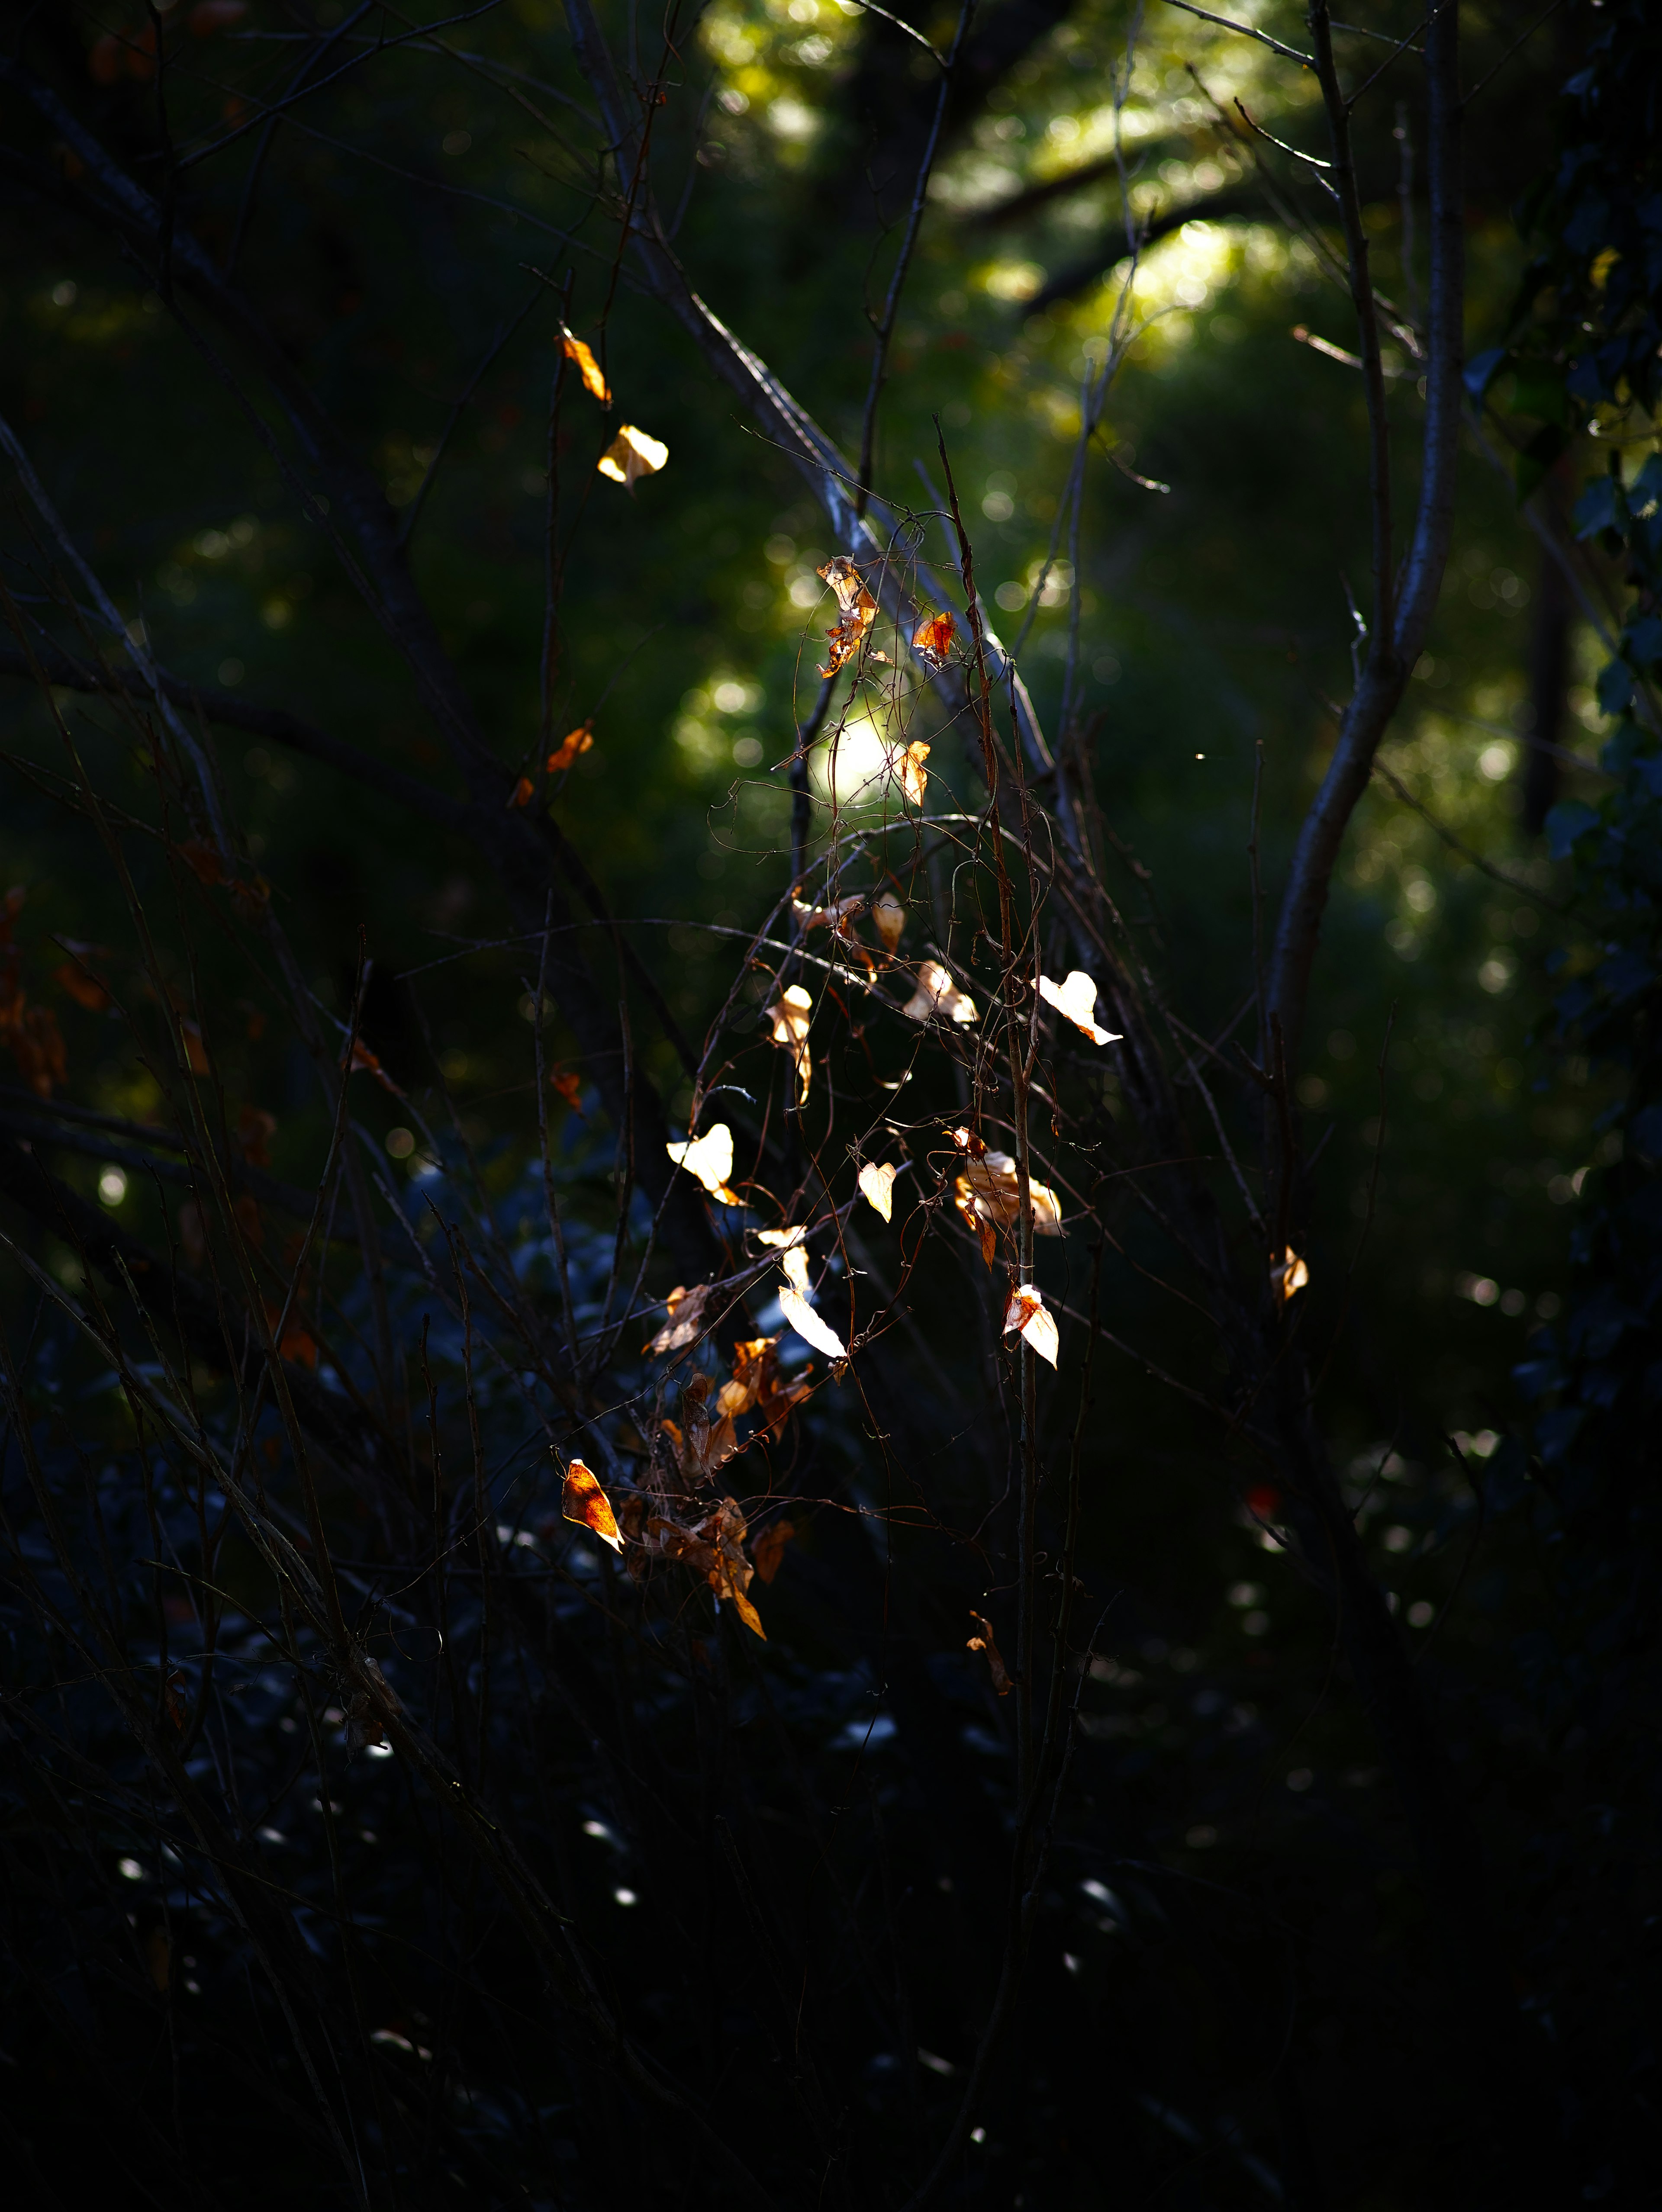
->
857, 1160, 896, 1223
966, 1610, 1012, 1695
547, 723, 594, 774
646, 1281, 715, 1356
751, 1518, 795, 1584
718, 1334, 813, 1439
508, 775, 535, 809
897, 740, 930, 808
1271, 1246, 1310, 1302
561, 1457, 623, 1552
666, 1122, 741, 1206
1002, 1282, 1059, 1369
728, 1585, 767, 1640
779, 1242, 811, 1296
779, 1285, 847, 1361
767, 983, 812, 1103
912, 608, 957, 669
559, 326, 610, 404
902, 959, 977, 1026
816, 556, 877, 677
1038, 969, 1122, 1047
870, 890, 905, 953
597, 424, 668, 489
955, 1152, 1065, 1240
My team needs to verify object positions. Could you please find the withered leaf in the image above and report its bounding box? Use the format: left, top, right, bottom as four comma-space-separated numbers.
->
966, 1611, 1012, 1695
344, 1035, 404, 1097
750, 1518, 795, 1585
902, 959, 977, 1026
666, 1122, 741, 1206
1002, 1282, 1059, 1370
53, 957, 110, 1012
508, 775, 536, 809
897, 740, 930, 808
597, 424, 668, 489
816, 556, 876, 678
870, 890, 905, 953
1038, 969, 1122, 1046
767, 983, 812, 1103
561, 1457, 623, 1552
857, 1160, 897, 1223
646, 1281, 715, 1356
912, 608, 957, 669
547, 723, 594, 774
558, 325, 610, 405
550, 1067, 585, 1114
1271, 1246, 1310, 1302
954, 1151, 1065, 1241
779, 1285, 847, 1362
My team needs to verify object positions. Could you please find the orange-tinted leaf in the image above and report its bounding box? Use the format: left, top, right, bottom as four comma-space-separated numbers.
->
558, 327, 611, 405
550, 1067, 585, 1114
597, 424, 668, 489
870, 890, 905, 953
178, 839, 224, 887
508, 775, 536, 810
546, 723, 594, 774
1271, 1246, 1310, 1302
235, 1104, 276, 1166
897, 740, 929, 808
967, 1610, 1012, 1694
561, 1457, 623, 1552
727, 1585, 767, 1640
264, 1296, 318, 1368
955, 1152, 1065, 1240
1002, 1282, 1059, 1369
816, 556, 877, 677
646, 1281, 715, 1356
912, 608, 957, 669
343, 1036, 404, 1097
53, 958, 110, 1013
978, 1216, 997, 1270
750, 1518, 794, 1585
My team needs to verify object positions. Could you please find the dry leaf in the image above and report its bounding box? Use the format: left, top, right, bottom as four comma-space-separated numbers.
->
966, 1610, 1013, 1695
779, 1243, 811, 1296
1038, 969, 1122, 1047
547, 723, 594, 774
791, 893, 864, 934
1271, 1247, 1310, 1302
816, 556, 877, 677
597, 424, 668, 489
870, 890, 905, 953
902, 960, 977, 1026
561, 1458, 623, 1552
912, 608, 957, 669
1002, 1282, 1059, 1369
550, 1067, 585, 1114
666, 1122, 741, 1206
767, 983, 812, 1103
857, 1160, 897, 1223
954, 1151, 1065, 1241
53, 957, 110, 1013
897, 740, 930, 808
660, 1376, 743, 1483
779, 1285, 847, 1361
751, 1518, 795, 1584
558, 326, 610, 405
716, 1334, 812, 1439
646, 1282, 714, 1356
508, 775, 535, 809
344, 1035, 404, 1097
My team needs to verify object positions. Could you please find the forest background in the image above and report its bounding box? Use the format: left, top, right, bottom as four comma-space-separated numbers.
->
0, 0, 1658, 2208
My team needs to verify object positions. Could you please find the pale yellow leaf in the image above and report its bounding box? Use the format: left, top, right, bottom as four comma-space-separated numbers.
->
1002, 1282, 1059, 1369
902, 959, 977, 1026
857, 1161, 896, 1223
767, 983, 813, 1103
870, 890, 905, 953
1037, 970, 1121, 1046
779, 1285, 847, 1360
667, 1122, 741, 1205
897, 740, 929, 808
